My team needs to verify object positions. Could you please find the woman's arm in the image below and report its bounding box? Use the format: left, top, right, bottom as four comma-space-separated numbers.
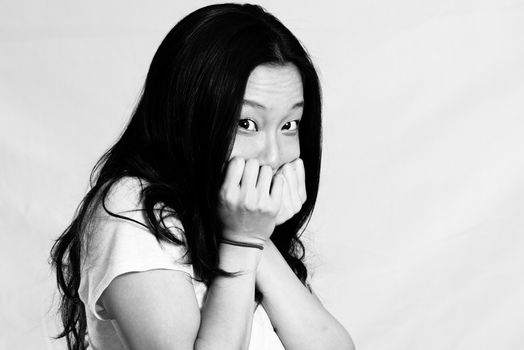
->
101, 269, 200, 350
256, 240, 355, 350
196, 243, 262, 349
101, 244, 262, 350
101, 158, 281, 349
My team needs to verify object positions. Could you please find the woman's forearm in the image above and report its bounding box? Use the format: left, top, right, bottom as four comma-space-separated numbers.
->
256, 241, 355, 350
195, 243, 262, 350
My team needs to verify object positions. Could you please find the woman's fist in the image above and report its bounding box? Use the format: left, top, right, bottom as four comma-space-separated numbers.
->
218, 157, 285, 245
274, 158, 307, 226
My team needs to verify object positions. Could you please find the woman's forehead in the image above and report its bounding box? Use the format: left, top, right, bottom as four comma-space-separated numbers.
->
243, 63, 303, 111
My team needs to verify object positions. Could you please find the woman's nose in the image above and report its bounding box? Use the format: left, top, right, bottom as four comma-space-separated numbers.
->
258, 135, 280, 172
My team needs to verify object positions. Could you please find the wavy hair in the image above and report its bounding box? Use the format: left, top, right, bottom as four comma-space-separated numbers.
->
50, 3, 322, 349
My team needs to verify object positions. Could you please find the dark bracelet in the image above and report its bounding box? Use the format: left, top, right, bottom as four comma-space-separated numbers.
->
218, 238, 264, 250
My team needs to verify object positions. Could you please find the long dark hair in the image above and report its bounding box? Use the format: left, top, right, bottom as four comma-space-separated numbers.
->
50, 3, 322, 349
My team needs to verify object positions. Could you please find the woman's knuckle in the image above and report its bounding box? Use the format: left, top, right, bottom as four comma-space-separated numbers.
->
258, 201, 271, 213
242, 194, 257, 211
246, 158, 259, 168
219, 186, 228, 198
233, 156, 245, 166
261, 164, 271, 173
219, 190, 231, 204
301, 191, 307, 202
265, 204, 277, 216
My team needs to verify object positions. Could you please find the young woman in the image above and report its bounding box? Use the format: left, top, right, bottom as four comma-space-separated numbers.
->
51, 3, 354, 350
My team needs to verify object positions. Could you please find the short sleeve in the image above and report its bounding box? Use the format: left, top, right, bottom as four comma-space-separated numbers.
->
78, 177, 192, 321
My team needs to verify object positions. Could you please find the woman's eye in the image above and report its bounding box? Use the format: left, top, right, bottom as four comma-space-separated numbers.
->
282, 120, 300, 132
238, 119, 257, 131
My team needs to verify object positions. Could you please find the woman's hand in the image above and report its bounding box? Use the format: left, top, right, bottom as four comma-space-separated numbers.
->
218, 157, 285, 245
275, 158, 307, 226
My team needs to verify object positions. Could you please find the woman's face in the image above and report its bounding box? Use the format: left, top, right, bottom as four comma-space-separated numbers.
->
229, 63, 303, 174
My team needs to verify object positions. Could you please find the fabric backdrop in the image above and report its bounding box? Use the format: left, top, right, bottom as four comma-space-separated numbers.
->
1, 0, 523, 349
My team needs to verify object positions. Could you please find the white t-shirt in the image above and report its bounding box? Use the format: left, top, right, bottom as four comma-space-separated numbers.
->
78, 177, 285, 350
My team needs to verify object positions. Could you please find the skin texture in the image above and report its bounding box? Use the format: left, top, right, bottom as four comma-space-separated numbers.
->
223, 63, 307, 234
218, 64, 306, 244
229, 63, 303, 169
101, 64, 354, 350
216, 63, 353, 349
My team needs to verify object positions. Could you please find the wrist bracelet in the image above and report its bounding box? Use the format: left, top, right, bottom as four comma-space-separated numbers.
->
218, 238, 264, 250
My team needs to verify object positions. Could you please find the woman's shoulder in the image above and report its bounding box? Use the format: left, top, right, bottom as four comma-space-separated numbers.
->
87, 176, 184, 239
82, 176, 188, 262
100, 176, 147, 215
78, 178, 196, 325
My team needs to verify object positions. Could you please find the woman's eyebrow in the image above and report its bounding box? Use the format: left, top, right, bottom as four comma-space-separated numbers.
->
291, 101, 304, 109
243, 99, 304, 110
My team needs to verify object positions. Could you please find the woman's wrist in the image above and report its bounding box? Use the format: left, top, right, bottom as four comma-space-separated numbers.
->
255, 240, 283, 292
221, 229, 269, 247
218, 241, 263, 274
218, 237, 264, 250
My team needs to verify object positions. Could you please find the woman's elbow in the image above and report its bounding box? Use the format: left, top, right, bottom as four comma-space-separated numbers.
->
327, 327, 355, 350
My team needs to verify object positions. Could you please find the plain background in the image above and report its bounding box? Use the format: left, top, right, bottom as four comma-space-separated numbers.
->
1, 0, 524, 349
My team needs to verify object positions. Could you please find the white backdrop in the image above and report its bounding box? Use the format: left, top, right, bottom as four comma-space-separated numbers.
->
1, 0, 523, 349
